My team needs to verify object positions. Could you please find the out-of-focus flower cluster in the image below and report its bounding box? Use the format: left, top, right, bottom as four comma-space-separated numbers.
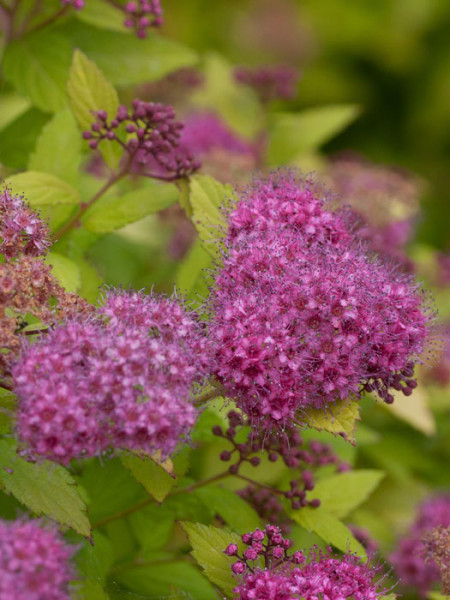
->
389, 494, 450, 597
12, 291, 210, 464
226, 526, 387, 600
234, 65, 300, 103
326, 155, 422, 269
214, 410, 348, 513
209, 171, 434, 430
0, 517, 74, 600
83, 100, 200, 180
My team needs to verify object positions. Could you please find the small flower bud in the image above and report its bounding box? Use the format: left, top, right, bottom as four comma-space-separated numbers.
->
224, 544, 238, 556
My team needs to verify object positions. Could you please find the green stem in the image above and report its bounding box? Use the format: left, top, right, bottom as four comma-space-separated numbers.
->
235, 473, 285, 496
92, 470, 230, 530
52, 166, 128, 243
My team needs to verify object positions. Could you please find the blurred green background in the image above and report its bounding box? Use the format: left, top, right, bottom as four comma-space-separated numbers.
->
163, 0, 450, 249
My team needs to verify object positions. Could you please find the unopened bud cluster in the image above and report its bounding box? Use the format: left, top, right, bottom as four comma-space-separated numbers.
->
214, 411, 348, 511
123, 0, 163, 38
83, 100, 200, 180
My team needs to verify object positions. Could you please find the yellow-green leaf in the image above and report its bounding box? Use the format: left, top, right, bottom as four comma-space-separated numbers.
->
383, 388, 436, 435
290, 506, 366, 559
83, 183, 177, 233
121, 453, 175, 503
181, 522, 239, 596
189, 174, 236, 256
45, 252, 81, 292
67, 49, 120, 168
0, 440, 91, 536
268, 104, 360, 165
312, 470, 385, 518
5, 171, 80, 206
301, 398, 361, 443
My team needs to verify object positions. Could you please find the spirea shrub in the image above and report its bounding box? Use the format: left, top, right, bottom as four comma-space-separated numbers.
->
209, 171, 434, 428
12, 291, 210, 464
0, 518, 74, 600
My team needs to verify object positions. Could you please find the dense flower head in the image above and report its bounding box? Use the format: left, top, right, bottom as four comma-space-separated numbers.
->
83, 100, 200, 180
389, 494, 450, 597
226, 171, 351, 246
0, 518, 74, 600
228, 526, 387, 600
0, 186, 50, 258
12, 291, 210, 464
210, 175, 433, 427
0, 256, 92, 385
234, 65, 300, 103
123, 0, 163, 38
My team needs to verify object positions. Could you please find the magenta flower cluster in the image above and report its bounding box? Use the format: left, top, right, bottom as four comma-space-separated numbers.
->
234, 65, 300, 103
12, 291, 210, 464
389, 494, 450, 597
0, 187, 50, 258
209, 171, 433, 428
83, 100, 200, 180
180, 112, 255, 158
226, 526, 386, 600
0, 518, 73, 600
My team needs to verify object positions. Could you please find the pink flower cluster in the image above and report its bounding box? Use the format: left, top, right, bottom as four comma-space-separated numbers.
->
209, 171, 433, 428
389, 494, 450, 597
83, 100, 200, 180
180, 112, 255, 158
226, 526, 386, 600
0, 518, 74, 600
0, 187, 50, 258
12, 291, 210, 464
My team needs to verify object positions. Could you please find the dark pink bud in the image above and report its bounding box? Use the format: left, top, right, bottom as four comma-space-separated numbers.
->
225, 544, 238, 556
231, 561, 245, 575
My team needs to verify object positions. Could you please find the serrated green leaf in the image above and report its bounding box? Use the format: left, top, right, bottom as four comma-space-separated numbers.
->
67, 49, 120, 168
64, 23, 198, 86
3, 30, 72, 113
301, 398, 361, 443
189, 174, 236, 256
312, 470, 385, 519
114, 561, 216, 600
268, 104, 360, 165
83, 183, 177, 233
181, 521, 239, 596
120, 454, 175, 503
29, 109, 81, 186
5, 171, 80, 206
45, 252, 81, 292
196, 485, 261, 534
290, 506, 366, 559
0, 439, 90, 536
0, 108, 50, 169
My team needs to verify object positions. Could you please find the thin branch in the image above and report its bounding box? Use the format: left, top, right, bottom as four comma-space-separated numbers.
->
235, 473, 285, 496
52, 166, 128, 242
25, 5, 69, 35
0, 381, 13, 392
92, 470, 230, 529
193, 384, 226, 407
